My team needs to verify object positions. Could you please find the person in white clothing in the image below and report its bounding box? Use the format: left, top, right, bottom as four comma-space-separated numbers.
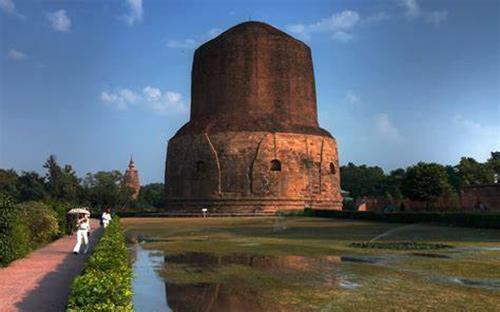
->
73, 215, 91, 254
101, 208, 112, 228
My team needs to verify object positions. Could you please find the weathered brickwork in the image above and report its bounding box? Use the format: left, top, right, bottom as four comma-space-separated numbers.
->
165, 22, 342, 212
460, 184, 500, 210
165, 132, 342, 212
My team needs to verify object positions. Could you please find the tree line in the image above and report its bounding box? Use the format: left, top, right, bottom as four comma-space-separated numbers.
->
1, 152, 498, 211
0, 155, 165, 210
340, 152, 499, 208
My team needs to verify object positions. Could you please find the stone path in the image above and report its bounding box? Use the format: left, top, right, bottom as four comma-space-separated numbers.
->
0, 219, 103, 312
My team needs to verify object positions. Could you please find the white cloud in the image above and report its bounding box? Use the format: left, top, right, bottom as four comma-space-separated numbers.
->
120, 88, 139, 103
7, 49, 26, 60
101, 88, 139, 110
166, 39, 197, 49
119, 0, 143, 26
47, 10, 71, 32
332, 31, 353, 42
287, 11, 360, 40
311, 11, 360, 32
143, 86, 162, 101
398, 0, 448, 26
0, 0, 14, 14
149, 91, 187, 115
286, 24, 310, 39
345, 90, 361, 103
375, 114, 402, 141
101, 92, 126, 110
102, 86, 187, 115
399, 0, 420, 18
165, 91, 181, 103
0, 0, 25, 20
286, 10, 389, 41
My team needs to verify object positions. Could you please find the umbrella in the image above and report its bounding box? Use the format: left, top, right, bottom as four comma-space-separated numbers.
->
67, 208, 91, 215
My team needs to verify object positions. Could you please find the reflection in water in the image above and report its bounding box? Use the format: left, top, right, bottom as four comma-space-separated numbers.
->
161, 253, 363, 312
132, 250, 368, 312
164, 252, 343, 270
165, 281, 284, 312
163, 253, 316, 312
132, 246, 170, 312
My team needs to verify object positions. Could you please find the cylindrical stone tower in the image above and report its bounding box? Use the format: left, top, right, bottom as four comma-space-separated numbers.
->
164, 21, 342, 213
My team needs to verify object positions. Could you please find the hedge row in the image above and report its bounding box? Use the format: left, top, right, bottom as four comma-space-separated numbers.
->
66, 217, 133, 312
0, 195, 28, 265
0, 196, 62, 267
305, 208, 500, 229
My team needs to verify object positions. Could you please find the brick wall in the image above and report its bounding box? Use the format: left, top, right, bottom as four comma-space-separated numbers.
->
165, 131, 342, 212
164, 22, 341, 213
460, 184, 500, 210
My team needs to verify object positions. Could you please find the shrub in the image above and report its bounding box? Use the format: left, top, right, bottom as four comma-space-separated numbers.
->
7, 214, 32, 261
16, 201, 59, 249
67, 216, 133, 312
46, 200, 72, 236
0, 195, 31, 266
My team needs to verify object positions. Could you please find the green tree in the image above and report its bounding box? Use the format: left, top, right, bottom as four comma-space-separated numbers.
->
456, 157, 494, 186
83, 171, 132, 209
486, 151, 500, 182
44, 155, 62, 195
340, 163, 388, 200
43, 155, 81, 203
17, 171, 48, 202
387, 168, 405, 201
0, 169, 19, 199
402, 162, 452, 208
60, 164, 81, 203
445, 165, 461, 191
138, 183, 165, 208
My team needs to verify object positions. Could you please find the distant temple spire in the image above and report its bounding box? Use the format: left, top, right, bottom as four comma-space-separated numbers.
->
124, 155, 140, 200
129, 154, 136, 168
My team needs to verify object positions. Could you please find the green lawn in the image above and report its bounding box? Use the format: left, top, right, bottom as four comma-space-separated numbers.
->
123, 217, 500, 311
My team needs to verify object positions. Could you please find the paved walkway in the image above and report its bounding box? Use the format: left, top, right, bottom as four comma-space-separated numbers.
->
0, 219, 103, 312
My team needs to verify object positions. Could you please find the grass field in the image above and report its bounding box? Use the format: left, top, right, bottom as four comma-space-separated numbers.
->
122, 217, 500, 311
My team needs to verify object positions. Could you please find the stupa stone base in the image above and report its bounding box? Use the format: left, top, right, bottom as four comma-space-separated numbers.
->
165, 131, 342, 213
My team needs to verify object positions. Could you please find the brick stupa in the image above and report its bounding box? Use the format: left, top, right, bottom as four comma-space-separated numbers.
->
164, 21, 342, 213
124, 156, 140, 200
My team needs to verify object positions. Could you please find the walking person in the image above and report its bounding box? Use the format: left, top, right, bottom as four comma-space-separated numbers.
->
101, 208, 112, 228
73, 214, 91, 254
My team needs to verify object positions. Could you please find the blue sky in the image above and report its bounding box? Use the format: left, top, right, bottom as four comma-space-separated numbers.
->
1, 0, 499, 184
